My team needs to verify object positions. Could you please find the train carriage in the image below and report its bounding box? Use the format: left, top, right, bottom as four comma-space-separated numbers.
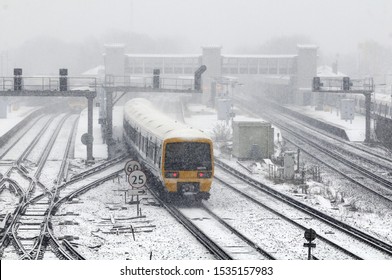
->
123, 98, 213, 201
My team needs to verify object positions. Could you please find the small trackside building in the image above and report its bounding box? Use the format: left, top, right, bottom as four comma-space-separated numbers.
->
232, 118, 274, 160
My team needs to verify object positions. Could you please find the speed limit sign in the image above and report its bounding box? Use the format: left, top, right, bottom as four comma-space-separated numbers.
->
125, 160, 141, 175
128, 170, 146, 188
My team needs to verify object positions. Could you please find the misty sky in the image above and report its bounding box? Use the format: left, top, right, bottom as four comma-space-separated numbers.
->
0, 0, 391, 54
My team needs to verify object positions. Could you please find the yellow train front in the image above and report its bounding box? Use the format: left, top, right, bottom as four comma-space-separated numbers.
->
123, 98, 213, 201
161, 132, 213, 200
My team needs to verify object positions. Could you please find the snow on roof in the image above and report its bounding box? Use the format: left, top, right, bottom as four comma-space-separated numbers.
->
124, 98, 210, 141
202, 45, 222, 49
317, 65, 346, 77
297, 44, 318, 49
233, 115, 269, 124
222, 54, 296, 58
104, 43, 125, 48
82, 65, 105, 76
126, 54, 200, 58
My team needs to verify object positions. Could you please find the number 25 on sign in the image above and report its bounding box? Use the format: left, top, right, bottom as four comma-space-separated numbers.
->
128, 170, 146, 188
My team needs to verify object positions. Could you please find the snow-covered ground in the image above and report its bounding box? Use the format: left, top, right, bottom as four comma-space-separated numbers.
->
0, 106, 38, 138
74, 108, 107, 159
50, 99, 392, 260
285, 105, 365, 141
2, 98, 391, 260
53, 179, 215, 260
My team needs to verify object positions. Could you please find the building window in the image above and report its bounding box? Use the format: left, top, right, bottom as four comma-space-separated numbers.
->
230, 68, 238, 74
174, 67, 183, 74
239, 68, 248, 74
269, 68, 278, 74
279, 68, 287, 74
164, 67, 173, 74
259, 68, 268, 74
249, 68, 257, 74
184, 67, 193, 74
222, 68, 229, 74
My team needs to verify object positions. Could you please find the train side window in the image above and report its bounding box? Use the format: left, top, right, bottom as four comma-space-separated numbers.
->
153, 143, 157, 163
145, 138, 149, 155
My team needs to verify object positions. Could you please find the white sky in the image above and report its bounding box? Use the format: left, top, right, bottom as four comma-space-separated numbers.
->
0, 0, 391, 53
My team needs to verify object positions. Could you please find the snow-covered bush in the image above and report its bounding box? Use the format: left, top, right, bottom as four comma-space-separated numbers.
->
212, 122, 232, 142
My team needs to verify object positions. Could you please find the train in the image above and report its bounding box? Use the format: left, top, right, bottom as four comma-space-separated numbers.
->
123, 98, 214, 201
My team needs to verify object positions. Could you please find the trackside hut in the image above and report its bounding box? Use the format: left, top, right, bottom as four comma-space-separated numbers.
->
232, 118, 274, 160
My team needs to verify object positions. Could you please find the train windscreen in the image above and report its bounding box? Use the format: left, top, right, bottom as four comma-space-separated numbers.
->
164, 142, 212, 171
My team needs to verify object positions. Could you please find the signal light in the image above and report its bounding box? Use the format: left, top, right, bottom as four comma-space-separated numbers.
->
153, 68, 160, 89
194, 65, 207, 91
343, 77, 351, 91
165, 172, 179, 178
14, 68, 22, 76
312, 77, 322, 91
59, 68, 68, 91
198, 172, 212, 178
14, 68, 23, 91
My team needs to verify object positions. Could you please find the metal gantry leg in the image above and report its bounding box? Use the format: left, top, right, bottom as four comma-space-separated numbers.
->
365, 93, 371, 143
105, 90, 114, 159
87, 96, 94, 162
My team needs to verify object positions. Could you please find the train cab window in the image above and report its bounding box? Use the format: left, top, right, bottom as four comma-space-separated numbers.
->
165, 142, 212, 170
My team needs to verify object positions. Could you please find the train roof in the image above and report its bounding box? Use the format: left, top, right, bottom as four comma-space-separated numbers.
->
124, 98, 211, 141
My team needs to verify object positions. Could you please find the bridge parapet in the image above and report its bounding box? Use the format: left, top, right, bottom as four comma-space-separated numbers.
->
103, 75, 198, 93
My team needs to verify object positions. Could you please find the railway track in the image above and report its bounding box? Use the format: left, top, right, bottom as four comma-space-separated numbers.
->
0, 115, 60, 258
215, 158, 392, 259
235, 98, 392, 203
47, 166, 127, 259
148, 184, 275, 260
0, 114, 85, 259
256, 97, 392, 164
12, 114, 71, 259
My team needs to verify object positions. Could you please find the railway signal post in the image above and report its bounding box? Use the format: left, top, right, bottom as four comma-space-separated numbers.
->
312, 76, 374, 143
0, 70, 97, 162
102, 67, 207, 158
303, 228, 317, 260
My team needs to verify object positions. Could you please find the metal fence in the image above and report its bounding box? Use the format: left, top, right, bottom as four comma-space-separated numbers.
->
104, 75, 195, 91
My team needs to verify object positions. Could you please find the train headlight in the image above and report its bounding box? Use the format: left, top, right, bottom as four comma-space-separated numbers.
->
165, 172, 179, 178
197, 172, 212, 178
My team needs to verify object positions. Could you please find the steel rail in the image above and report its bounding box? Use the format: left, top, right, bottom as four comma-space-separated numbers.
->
213, 172, 361, 259
215, 159, 392, 256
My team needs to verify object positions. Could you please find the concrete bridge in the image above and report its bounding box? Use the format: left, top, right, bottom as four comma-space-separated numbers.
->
103, 44, 318, 105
